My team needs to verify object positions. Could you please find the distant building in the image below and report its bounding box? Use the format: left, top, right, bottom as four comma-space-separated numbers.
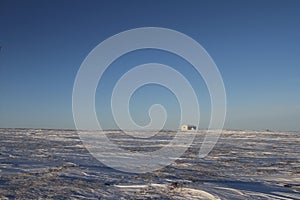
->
181, 124, 197, 131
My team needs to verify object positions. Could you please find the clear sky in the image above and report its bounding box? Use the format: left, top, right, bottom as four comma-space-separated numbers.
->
0, 0, 299, 131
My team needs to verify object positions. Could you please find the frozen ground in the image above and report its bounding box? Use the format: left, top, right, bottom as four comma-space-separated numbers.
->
0, 128, 299, 199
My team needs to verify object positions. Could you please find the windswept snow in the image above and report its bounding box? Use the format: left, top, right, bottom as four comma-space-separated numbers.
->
0, 129, 299, 199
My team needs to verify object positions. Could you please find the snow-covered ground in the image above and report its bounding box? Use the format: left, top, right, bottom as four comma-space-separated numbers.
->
0, 129, 299, 199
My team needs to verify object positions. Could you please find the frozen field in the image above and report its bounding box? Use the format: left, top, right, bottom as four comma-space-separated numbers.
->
0, 128, 299, 199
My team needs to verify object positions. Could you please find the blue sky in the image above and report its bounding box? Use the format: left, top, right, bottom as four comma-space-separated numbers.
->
0, 0, 299, 131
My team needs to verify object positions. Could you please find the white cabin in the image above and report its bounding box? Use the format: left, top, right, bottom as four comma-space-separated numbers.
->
181, 124, 197, 131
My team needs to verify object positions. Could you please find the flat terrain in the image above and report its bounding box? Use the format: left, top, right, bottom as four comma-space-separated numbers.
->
0, 129, 299, 199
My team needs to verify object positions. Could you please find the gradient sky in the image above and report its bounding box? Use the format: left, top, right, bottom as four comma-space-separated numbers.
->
0, 0, 300, 131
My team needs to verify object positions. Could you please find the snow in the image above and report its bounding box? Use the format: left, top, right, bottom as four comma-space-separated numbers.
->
0, 128, 299, 199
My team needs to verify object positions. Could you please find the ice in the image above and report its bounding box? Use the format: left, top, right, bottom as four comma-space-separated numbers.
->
0, 128, 299, 199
